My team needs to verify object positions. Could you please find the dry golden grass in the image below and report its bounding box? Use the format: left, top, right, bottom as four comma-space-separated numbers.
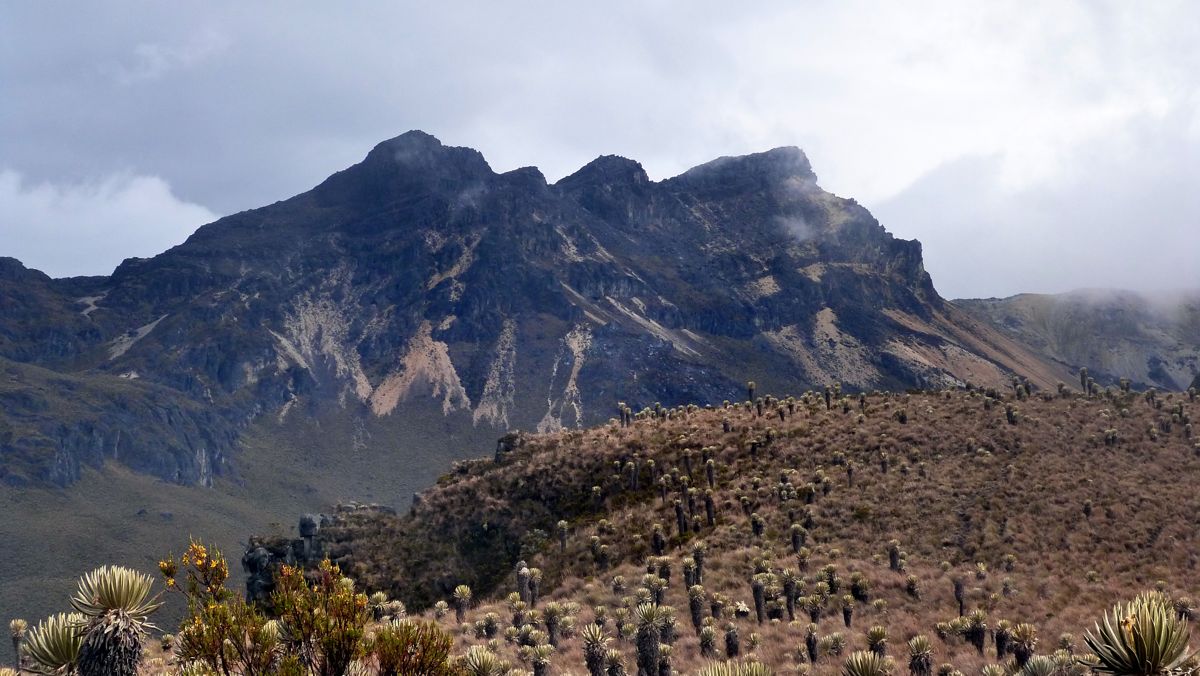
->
144, 387, 1200, 674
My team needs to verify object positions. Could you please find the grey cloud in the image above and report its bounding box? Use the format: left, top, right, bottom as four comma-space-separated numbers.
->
872, 109, 1200, 299
0, 3, 741, 216
0, 2, 1198, 296
775, 215, 816, 242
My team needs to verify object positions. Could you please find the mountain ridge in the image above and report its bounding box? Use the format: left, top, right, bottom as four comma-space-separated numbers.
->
1, 131, 1076, 490
956, 289, 1200, 391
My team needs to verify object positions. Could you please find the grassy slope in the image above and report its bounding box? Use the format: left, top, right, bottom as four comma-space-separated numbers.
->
303, 387, 1200, 675
0, 464, 276, 637
0, 395, 495, 647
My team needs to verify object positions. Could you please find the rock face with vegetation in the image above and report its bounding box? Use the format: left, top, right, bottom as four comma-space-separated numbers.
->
0, 131, 1069, 488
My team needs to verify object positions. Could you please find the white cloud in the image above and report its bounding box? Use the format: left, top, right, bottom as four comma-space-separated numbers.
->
0, 170, 219, 278
101, 28, 230, 84
873, 106, 1200, 299
688, 1, 1199, 204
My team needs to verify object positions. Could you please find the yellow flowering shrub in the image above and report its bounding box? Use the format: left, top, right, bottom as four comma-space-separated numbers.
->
160, 542, 457, 675
160, 540, 303, 675
272, 560, 371, 676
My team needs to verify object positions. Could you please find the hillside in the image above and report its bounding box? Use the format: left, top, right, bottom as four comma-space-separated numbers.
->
957, 290, 1200, 391
243, 384, 1200, 674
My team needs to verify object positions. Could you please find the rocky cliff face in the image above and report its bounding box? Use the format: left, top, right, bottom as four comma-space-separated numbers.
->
957, 290, 1200, 391
0, 131, 1069, 487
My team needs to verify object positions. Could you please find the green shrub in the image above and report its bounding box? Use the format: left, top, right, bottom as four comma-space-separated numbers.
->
1083, 592, 1193, 675
699, 660, 774, 676
843, 649, 891, 676
68, 564, 163, 676
458, 645, 507, 676
22, 612, 84, 675
373, 620, 456, 676
168, 548, 277, 671
908, 634, 933, 676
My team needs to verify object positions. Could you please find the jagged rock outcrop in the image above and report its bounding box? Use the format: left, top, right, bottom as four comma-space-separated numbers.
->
0, 130, 1072, 486
242, 505, 397, 603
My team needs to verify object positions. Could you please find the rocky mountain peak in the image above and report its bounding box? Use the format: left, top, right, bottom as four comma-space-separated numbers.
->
669, 145, 815, 193
0, 256, 42, 282
498, 166, 549, 190
364, 130, 490, 173
313, 130, 494, 205
556, 155, 650, 189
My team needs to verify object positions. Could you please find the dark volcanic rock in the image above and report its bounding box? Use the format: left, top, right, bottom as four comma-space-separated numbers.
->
0, 357, 234, 486
0, 132, 1069, 486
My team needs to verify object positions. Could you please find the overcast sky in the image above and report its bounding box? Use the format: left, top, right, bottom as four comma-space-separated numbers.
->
1, 2, 1197, 298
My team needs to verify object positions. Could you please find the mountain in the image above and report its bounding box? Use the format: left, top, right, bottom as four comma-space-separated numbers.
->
1, 131, 1077, 624
0, 131, 1069, 489
957, 290, 1200, 391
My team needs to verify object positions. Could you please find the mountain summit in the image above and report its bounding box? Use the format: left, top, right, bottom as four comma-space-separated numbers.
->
0, 131, 1067, 489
